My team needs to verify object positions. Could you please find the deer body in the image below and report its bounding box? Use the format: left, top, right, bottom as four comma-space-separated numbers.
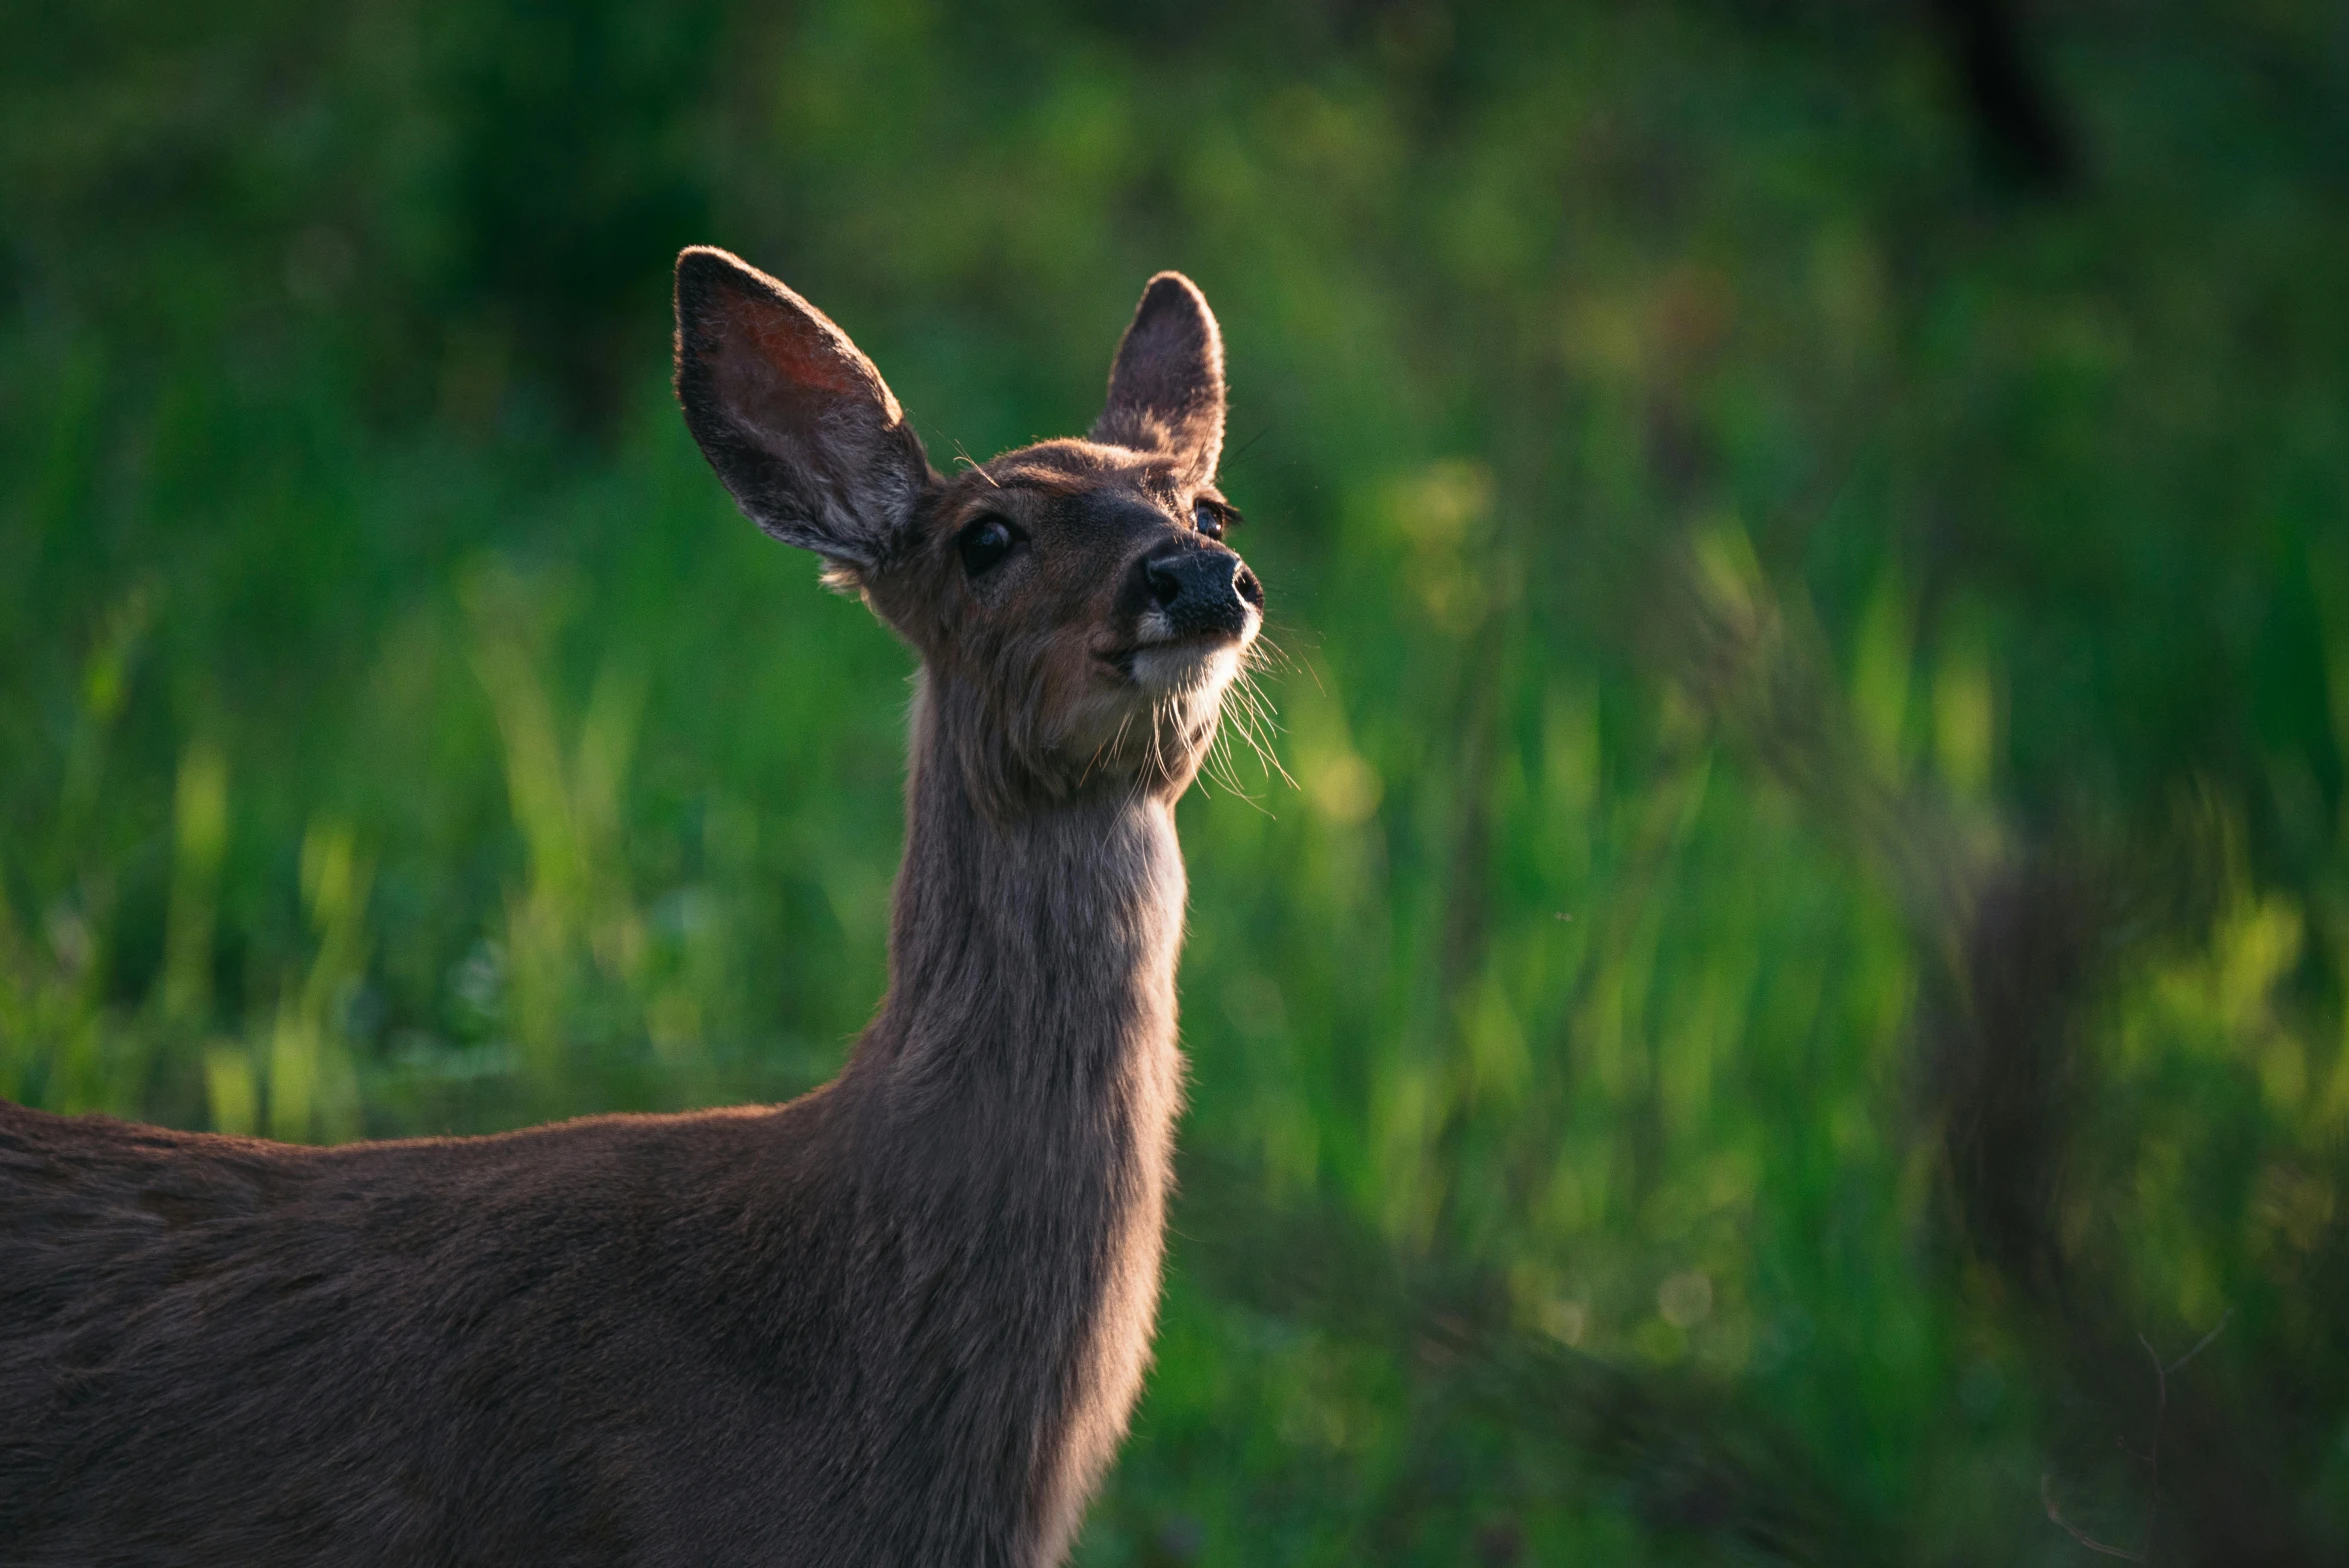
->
0, 251, 1259, 1566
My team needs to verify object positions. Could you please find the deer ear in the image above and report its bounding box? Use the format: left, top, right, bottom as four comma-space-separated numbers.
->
1091, 272, 1226, 485
674, 247, 934, 572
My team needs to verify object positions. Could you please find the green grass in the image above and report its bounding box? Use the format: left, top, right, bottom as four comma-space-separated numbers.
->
7, 1, 2349, 1560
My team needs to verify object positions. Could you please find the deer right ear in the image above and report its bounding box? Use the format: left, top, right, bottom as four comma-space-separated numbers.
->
1092, 272, 1226, 487
674, 247, 934, 573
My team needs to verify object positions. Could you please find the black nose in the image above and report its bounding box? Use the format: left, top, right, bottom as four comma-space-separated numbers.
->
1142, 546, 1261, 638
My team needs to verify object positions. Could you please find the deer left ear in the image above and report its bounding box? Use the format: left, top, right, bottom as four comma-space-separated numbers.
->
1091, 272, 1226, 487
674, 247, 935, 573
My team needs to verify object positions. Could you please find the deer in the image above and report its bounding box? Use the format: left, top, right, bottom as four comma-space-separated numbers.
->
0, 247, 1265, 1567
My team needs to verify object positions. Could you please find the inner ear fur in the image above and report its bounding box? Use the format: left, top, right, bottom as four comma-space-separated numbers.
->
673, 247, 935, 571
1090, 272, 1226, 486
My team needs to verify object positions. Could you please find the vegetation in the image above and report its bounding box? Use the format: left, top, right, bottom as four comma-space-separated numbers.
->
6, 2, 2349, 1560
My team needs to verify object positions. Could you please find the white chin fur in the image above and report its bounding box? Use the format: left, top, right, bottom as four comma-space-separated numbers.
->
1057, 614, 1257, 771
1129, 641, 1241, 700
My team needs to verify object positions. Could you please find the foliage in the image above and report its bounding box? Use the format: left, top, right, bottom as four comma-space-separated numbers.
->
6, 1, 2349, 1560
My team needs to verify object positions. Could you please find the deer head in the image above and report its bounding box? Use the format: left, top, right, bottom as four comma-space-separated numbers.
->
674, 249, 1263, 818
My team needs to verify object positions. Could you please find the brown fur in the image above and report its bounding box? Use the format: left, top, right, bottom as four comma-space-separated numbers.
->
0, 249, 1263, 1566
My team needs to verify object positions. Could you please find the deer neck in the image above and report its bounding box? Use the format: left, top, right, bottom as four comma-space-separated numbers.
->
848, 670, 1187, 1154
803, 674, 1186, 1568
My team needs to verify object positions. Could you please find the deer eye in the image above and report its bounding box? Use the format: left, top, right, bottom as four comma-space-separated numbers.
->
1192, 501, 1225, 541
957, 515, 1022, 577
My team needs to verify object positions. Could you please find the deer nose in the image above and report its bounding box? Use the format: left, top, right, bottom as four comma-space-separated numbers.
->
1142, 546, 1260, 639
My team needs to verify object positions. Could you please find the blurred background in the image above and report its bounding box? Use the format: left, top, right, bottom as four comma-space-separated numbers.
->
5, 1, 2348, 1560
